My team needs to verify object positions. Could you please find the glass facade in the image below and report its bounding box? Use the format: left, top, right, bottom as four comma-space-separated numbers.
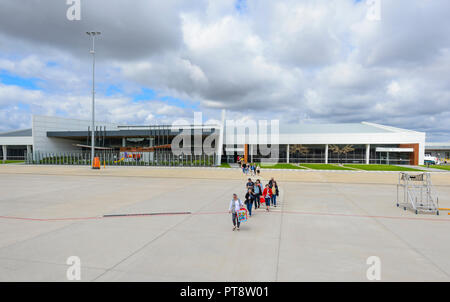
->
289, 144, 326, 163
225, 144, 416, 165
0, 145, 28, 160
328, 144, 366, 164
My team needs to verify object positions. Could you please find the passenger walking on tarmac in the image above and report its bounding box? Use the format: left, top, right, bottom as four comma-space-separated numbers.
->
229, 194, 244, 231
242, 162, 247, 174
253, 179, 263, 209
245, 188, 255, 217
251, 163, 256, 176
263, 184, 273, 212
269, 178, 279, 207
246, 178, 254, 191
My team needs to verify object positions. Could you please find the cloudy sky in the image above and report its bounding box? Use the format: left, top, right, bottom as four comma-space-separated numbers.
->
0, 0, 449, 141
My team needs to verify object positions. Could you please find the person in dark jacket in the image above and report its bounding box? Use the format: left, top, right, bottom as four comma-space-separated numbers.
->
269, 178, 279, 207
245, 188, 255, 216
246, 178, 254, 191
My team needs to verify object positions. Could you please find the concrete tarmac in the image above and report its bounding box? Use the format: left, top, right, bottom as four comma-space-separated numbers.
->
0, 165, 449, 281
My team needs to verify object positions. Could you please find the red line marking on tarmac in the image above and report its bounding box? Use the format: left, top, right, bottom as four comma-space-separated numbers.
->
0, 215, 102, 222
0, 210, 448, 222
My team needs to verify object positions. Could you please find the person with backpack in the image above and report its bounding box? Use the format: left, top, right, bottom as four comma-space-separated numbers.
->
229, 193, 244, 231
253, 179, 263, 209
263, 184, 273, 212
245, 188, 255, 217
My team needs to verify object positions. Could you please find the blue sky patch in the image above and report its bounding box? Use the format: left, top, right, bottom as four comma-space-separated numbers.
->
131, 88, 157, 102
131, 87, 199, 110
0, 70, 42, 90
104, 84, 124, 96
235, 0, 247, 13
46, 61, 59, 68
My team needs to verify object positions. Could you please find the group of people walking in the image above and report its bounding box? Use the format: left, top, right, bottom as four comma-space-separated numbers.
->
237, 156, 260, 176
229, 175, 279, 231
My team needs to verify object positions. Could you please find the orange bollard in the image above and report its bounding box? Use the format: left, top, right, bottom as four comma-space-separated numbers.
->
92, 157, 100, 169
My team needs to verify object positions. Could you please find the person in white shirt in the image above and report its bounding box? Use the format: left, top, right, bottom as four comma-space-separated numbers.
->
229, 193, 244, 231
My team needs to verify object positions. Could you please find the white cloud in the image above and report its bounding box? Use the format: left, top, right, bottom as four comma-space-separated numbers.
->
0, 0, 449, 140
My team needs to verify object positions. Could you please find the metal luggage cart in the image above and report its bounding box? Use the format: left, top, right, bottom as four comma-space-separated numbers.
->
396, 172, 439, 215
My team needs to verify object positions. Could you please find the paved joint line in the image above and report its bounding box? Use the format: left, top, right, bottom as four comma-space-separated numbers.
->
0, 255, 109, 271
274, 186, 285, 282
91, 181, 236, 281
332, 183, 450, 279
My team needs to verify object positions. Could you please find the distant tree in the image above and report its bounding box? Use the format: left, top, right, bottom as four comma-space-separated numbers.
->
292, 144, 309, 155
291, 144, 309, 163
292, 145, 309, 155
329, 145, 355, 164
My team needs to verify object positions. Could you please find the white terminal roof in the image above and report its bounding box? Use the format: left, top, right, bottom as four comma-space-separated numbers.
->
0, 120, 427, 146
0, 129, 33, 146
0, 129, 32, 137
226, 122, 426, 145
278, 122, 423, 135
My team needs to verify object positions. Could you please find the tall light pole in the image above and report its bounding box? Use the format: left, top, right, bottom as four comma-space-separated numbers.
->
86, 31, 101, 168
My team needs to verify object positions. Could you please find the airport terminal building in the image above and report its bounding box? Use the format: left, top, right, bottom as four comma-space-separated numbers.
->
0, 114, 438, 166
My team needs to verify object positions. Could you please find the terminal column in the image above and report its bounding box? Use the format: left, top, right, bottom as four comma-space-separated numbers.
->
26, 145, 32, 162
287, 144, 290, 163
365, 144, 370, 164
2, 145, 6, 163
325, 144, 328, 164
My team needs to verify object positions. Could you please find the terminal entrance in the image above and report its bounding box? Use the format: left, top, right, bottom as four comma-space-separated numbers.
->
375, 147, 415, 165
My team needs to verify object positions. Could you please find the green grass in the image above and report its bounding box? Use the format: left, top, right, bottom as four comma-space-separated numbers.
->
0, 160, 24, 164
344, 164, 423, 171
260, 163, 306, 169
421, 165, 450, 171
298, 163, 352, 170
219, 163, 231, 168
